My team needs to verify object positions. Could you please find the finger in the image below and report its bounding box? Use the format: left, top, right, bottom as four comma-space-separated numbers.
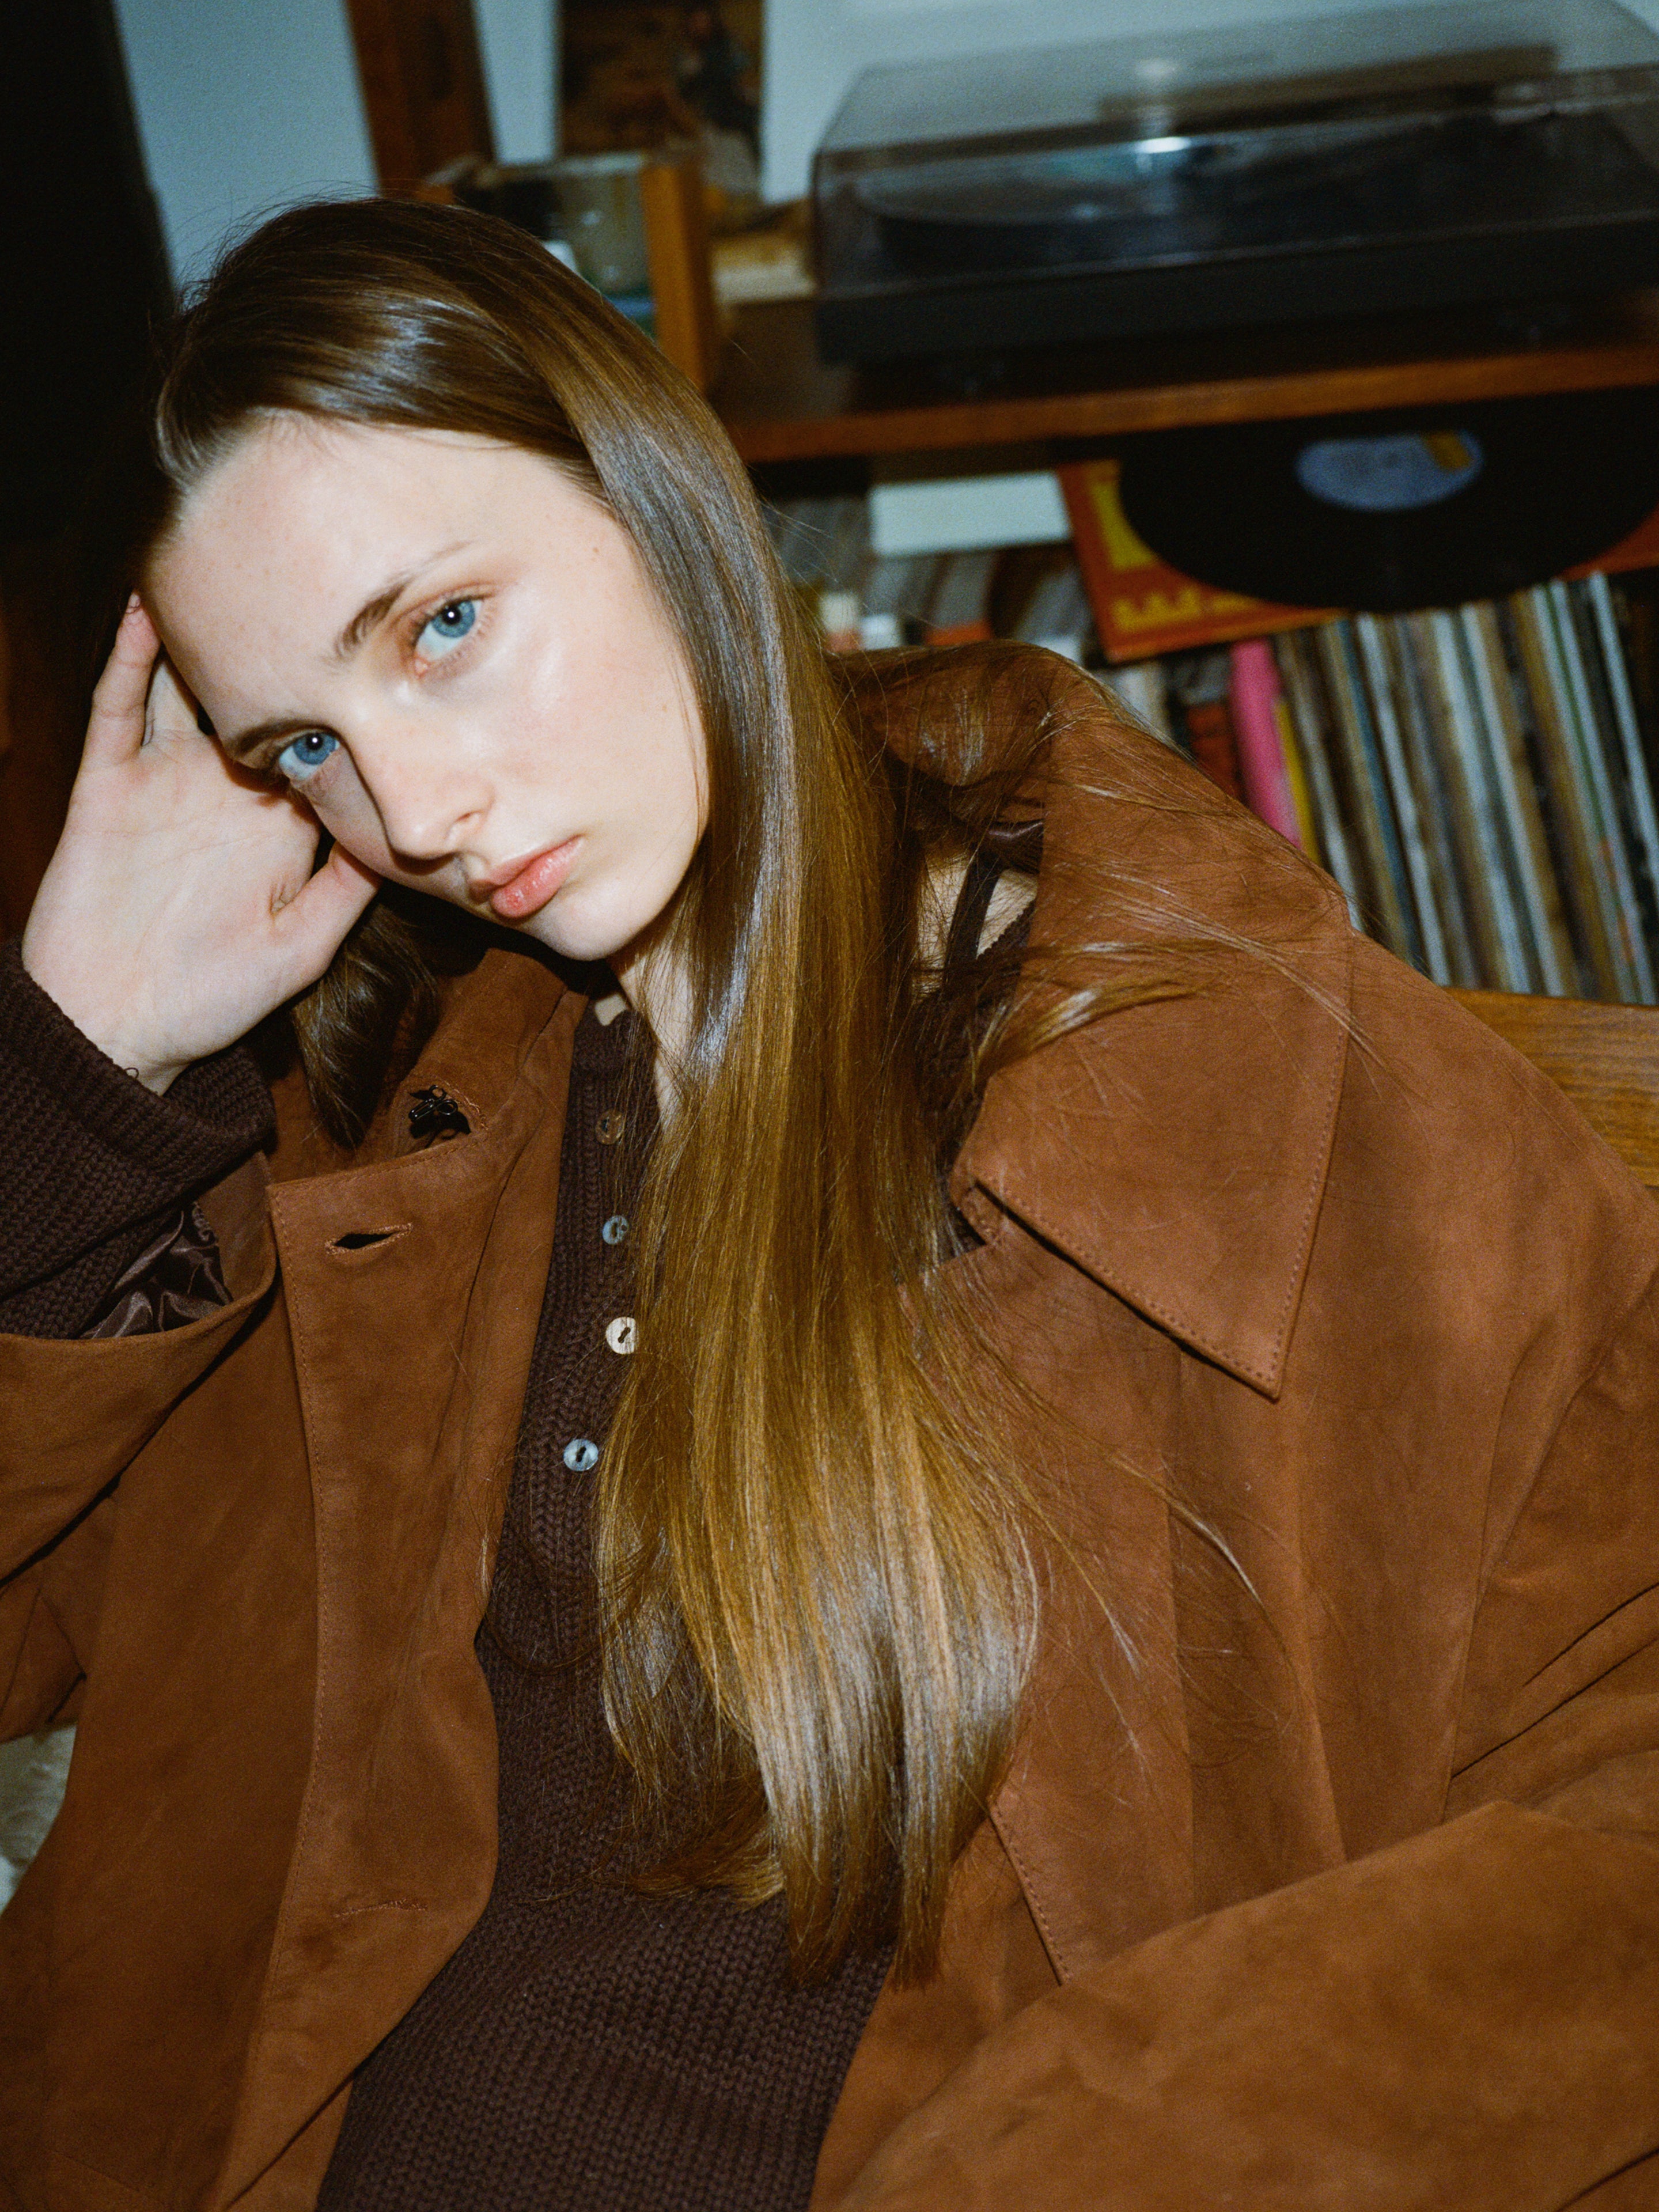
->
82, 598, 162, 766
271, 842, 382, 986
145, 658, 207, 751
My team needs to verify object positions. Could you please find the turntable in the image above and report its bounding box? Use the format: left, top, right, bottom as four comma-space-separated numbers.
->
812, 0, 1659, 363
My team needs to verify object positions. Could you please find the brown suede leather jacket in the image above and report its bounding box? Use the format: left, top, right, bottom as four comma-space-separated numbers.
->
5, 646, 1659, 2211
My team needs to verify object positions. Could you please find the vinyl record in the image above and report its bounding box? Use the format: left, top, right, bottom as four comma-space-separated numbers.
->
1115, 389, 1659, 614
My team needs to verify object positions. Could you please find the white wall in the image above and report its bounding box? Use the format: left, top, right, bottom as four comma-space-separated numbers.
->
112, 0, 556, 287
475, 0, 557, 162
111, 0, 376, 284
762, 0, 1659, 202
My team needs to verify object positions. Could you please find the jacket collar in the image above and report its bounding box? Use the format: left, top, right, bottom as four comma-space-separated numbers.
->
869, 646, 1354, 1399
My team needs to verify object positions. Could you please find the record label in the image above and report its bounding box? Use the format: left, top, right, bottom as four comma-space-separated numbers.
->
1294, 430, 1484, 513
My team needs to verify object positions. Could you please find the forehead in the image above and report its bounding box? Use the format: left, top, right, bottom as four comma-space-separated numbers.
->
147, 418, 603, 675
161, 419, 573, 583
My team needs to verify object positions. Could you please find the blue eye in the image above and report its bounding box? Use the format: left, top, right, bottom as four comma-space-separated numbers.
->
274, 730, 339, 785
416, 597, 477, 658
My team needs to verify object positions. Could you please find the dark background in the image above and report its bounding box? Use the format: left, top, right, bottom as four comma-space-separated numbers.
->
0, 0, 171, 933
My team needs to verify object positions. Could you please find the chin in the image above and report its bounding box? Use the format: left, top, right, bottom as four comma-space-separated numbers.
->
519, 897, 634, 966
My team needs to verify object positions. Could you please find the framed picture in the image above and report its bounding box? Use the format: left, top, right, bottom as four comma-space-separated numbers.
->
562, 2, 762, 222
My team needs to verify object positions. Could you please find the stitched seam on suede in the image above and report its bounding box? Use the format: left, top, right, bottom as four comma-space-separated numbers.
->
984, 1795, 1073, 1984
938, 1199, 1059, 1979
1474, 1244, 1659, 1611
1171, 1346, 1206, 1911
1272, 923, 1354, 1369
965, 1184, 1277, 1393
210, 1212, 334, 2196
978, 1209, 1070, 1983
0, 1581, 47, 1727
50, 2149, 167, 2206
1056, 918, 1354, 1393
1441, 1247, 1659, 1817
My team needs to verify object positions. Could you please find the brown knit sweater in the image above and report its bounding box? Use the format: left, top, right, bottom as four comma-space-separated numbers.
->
0, 863, 1027, 2210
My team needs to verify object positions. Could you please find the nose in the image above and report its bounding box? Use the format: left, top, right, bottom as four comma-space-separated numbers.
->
357, 725, 491, 864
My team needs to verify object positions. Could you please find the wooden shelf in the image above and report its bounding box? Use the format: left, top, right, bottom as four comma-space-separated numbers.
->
713, 291, 1659, 466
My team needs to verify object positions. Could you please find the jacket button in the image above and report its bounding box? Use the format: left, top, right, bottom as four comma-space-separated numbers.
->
605, 1316, 637, 1355
563, 1437, 601, 1472
601, 1214, 629, 1245
407, 1086, 470, 1141
596, 1110, 625, 1145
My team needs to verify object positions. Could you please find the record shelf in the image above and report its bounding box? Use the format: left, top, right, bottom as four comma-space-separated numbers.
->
711, 291, 1659, 467
732, 296, 1659, 1014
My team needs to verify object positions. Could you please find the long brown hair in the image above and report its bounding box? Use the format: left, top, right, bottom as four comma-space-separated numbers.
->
131, 200, 1195, 1979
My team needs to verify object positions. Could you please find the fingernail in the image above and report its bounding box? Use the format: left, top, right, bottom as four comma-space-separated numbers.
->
126, 592, 142, 615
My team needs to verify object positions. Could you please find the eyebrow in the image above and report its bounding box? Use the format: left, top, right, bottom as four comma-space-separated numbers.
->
333, 544, 471, 658
218, 540, 475, 760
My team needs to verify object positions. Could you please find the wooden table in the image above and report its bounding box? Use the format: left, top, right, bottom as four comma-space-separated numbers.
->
713, 290, 1659, 468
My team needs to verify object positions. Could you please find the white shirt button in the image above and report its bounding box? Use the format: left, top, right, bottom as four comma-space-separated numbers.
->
563, 1437, 601, 1472
604, 1316, 637, 1355
601, 1214, 629, 1245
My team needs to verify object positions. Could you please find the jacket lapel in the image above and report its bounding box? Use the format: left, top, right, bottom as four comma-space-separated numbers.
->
214, 953, 578, 2205
922, 654, 1357, 1978
954, 664, 1355, 1399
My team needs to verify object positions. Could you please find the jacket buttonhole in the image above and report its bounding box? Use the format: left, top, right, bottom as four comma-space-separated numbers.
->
326, 1224, 413, 1257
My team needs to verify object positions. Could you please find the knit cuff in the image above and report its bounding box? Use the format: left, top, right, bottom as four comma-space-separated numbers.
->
0, 938, 274, 1320
0, 938, 273, 1186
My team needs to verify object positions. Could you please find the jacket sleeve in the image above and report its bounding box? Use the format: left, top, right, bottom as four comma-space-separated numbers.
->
0, 938, 272, 1336
0, 941, 278, 1736
835, 1264, 1659, 2212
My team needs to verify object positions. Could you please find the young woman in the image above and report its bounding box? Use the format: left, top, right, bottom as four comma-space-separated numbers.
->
3, 198, 1659, 2212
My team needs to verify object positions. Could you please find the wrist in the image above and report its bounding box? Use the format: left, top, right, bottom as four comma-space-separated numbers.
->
132, 1059, 185, 1096
17, 945, 177, 1095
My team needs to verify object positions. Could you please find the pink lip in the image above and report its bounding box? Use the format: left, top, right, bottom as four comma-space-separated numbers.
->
481, 838, 580, 920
